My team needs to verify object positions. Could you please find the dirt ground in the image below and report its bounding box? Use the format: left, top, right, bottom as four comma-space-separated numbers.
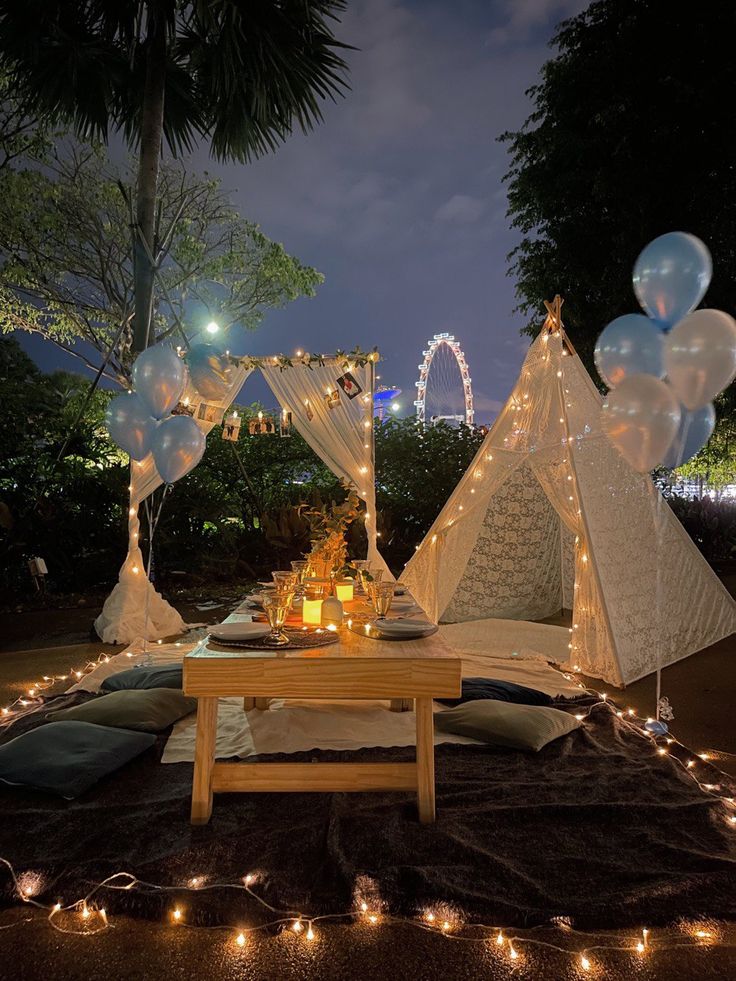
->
0, 582, 735, 978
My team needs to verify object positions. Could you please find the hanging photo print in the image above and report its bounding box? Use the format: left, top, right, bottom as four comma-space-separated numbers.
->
222, 412, 241, 442
280, 409, 293, 437
197, 402, 224, 425
248, 412, 275, 435
336, 371, 363, 399
325, 388, 341, 409
172, 399, 195, 417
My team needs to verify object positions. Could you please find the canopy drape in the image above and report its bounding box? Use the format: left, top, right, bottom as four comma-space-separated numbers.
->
261, 359, 388, 573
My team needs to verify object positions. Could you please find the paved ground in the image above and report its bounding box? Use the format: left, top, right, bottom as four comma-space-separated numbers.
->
0, 584, 735, 979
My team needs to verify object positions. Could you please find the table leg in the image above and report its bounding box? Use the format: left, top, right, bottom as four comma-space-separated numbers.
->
415, 697, 435, 824
390, 698, 412, 712
243, 697, 255, 711
191, 697, 218, 825
254, 698, 270, 711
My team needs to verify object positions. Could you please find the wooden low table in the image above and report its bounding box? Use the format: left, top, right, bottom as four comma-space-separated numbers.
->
183, 624, 461, 826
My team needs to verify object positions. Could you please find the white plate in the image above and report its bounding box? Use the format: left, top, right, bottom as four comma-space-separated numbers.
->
209, 622, 270, 642
368, 618, 438, 640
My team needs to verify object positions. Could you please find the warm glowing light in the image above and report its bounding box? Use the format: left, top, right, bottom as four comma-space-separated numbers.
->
580, 954, 591, 971
306, 922, 315, 941
292, 919, 303, 933
496, 931, 504, 946
509, 943, 518, 960
302, 599, 323, 625
335, 582, 354, 603
172, 908, 182, 922
205, 321, 219, 335
235, 932, 246, 947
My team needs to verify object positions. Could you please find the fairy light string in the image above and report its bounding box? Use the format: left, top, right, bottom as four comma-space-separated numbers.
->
0, 856, 734, 969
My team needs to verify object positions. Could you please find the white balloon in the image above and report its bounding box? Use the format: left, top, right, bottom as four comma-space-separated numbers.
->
664, 309, 736, 411
151, 415, 206, 484
105, 393, 156, 461
132, 344, 187, 420
601, 373, 681, 473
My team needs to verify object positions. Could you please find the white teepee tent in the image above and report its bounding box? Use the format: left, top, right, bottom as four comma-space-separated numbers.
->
402, 306, 736, 686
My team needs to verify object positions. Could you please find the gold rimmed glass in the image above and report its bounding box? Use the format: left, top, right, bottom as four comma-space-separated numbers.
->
261, 589, 295, 647
368, 581, 393, 617
272, 570, 298, 591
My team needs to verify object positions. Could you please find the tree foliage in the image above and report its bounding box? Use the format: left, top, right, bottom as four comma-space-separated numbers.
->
0, 143, 323, 382
501, 0, 736, 369
0, 0, 351, 350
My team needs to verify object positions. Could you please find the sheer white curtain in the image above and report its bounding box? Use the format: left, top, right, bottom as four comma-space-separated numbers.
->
260, 359, 389, 573
95, 364, 254, 643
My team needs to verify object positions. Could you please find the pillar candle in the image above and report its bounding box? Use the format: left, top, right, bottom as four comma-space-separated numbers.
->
302, 598, 323, 625
335, 581, 354, 603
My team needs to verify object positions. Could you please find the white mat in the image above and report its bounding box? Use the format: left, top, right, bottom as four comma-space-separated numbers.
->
440, 617, 571, 666
162, 697, 481, 763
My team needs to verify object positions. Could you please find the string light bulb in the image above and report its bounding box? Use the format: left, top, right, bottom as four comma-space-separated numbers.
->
235, 932, 246, 947
306, 922, 315, 941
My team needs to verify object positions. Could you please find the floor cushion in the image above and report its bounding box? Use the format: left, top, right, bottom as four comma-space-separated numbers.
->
0, 721, 155, 798
434, 700, 581, 751
101, 665, 183, 693
47, 688, 197, 732
435, 677, 553, 708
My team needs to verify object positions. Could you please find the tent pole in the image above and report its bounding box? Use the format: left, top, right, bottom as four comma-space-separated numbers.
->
555, 334, 621, 686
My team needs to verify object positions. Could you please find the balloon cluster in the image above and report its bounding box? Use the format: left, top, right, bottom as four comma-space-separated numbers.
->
105, 345, 206, 484
597, 232, 736, 472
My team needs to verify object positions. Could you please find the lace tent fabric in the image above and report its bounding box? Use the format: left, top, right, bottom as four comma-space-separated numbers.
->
403, 321, 736, 686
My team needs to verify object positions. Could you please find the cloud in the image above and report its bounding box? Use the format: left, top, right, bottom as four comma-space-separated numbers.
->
434, 194, 487, 224
488, 0, 586, 45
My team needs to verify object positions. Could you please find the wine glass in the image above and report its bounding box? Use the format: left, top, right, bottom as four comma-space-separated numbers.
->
261, 589, 295, 647
290, 560, 308, 586
272, 570, 298, 591
368, 582, 393, 617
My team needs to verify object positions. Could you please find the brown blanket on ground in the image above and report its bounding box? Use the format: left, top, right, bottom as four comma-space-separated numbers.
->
0, 697, 734, 930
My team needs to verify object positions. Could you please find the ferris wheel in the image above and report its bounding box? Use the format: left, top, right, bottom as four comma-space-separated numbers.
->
414, 332, 474, 426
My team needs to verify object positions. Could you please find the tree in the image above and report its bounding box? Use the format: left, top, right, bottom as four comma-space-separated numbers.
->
0, 0, 350, 351
0, 143, 323, 382
501, 0, 736, 370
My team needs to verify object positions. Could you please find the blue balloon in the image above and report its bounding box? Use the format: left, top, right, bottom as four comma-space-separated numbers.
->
150, 415, 206, 484
132, 344, 187, 420
633, 232, 712, 329
186, 343, 233, 400
662, 403, 716, 469
594, 313, 664, 388
105, 393, 156, 461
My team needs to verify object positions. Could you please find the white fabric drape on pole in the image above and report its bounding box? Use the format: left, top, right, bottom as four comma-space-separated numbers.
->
94, 364, 254, 644
260, 359, 389, 574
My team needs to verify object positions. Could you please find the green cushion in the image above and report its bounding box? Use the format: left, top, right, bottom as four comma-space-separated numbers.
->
47, 688, 197, 733
434, 700, 581, 752
0, 722, 155, 798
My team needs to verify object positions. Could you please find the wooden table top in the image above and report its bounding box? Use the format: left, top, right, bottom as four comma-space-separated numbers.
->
185, 596, 459, 665
183, 593, 461, 700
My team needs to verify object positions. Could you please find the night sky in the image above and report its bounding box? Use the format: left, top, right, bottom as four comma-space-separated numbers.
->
16, 0, 586, 423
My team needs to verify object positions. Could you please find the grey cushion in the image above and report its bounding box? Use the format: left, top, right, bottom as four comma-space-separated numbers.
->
101, 665, 183, 693
47, 688, 197, 732
434, 700, 581, 752
0, 722, 155, 798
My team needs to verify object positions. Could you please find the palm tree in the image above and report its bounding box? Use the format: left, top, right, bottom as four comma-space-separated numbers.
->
0, 1, 350, 352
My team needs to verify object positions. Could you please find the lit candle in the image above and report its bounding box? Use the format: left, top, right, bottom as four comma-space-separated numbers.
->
302, 598, 323, 625
335, 581, 354, 603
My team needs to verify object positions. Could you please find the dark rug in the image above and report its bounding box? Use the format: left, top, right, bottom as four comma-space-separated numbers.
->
0, 696, 735, 931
